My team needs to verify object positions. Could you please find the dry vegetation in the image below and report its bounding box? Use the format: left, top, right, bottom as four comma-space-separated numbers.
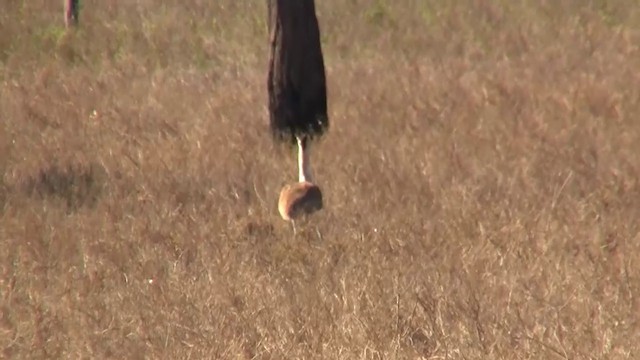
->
1, 0, 640, 359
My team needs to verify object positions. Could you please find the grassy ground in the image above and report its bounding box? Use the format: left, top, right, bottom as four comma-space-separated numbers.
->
1, 0, 640, 358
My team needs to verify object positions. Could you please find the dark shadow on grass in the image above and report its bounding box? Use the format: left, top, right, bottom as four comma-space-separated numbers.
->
20, 162, 106, 211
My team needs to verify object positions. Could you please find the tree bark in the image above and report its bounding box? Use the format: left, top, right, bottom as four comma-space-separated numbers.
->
267, 0, 328, 144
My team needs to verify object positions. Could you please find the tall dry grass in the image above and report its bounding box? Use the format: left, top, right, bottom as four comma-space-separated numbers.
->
1, 0, 639, 358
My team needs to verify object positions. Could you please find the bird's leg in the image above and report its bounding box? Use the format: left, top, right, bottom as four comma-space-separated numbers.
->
296, 136, 313, 183
291, 220, 297, 235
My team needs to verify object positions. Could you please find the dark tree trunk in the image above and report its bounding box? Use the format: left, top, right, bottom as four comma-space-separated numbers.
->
267, 0, 329, 144
64, 0, 79, 28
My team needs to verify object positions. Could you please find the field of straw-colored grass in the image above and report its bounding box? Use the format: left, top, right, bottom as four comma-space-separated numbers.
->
1, 1, 639, 358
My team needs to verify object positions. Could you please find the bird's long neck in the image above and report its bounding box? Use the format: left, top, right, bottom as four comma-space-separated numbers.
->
297, 136, 314, 183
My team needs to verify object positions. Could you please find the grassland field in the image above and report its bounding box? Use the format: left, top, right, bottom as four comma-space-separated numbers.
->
1, 0, 640, 359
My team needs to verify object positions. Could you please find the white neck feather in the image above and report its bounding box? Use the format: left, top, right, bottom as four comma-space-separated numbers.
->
297, 136, 314, 183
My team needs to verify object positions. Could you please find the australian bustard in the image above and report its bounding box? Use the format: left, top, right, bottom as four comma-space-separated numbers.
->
267, 0, 329, 230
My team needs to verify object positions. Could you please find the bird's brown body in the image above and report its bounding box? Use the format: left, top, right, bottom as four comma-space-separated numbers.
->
278, 181, 323, 221
267, 0, 328, 144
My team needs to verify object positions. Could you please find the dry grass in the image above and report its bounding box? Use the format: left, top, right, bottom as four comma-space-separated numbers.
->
1, 0, 640, 359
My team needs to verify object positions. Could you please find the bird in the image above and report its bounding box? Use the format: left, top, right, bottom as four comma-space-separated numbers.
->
267, 0, 329, 229
278, 136, 323, 224
64, 0, 80, 28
